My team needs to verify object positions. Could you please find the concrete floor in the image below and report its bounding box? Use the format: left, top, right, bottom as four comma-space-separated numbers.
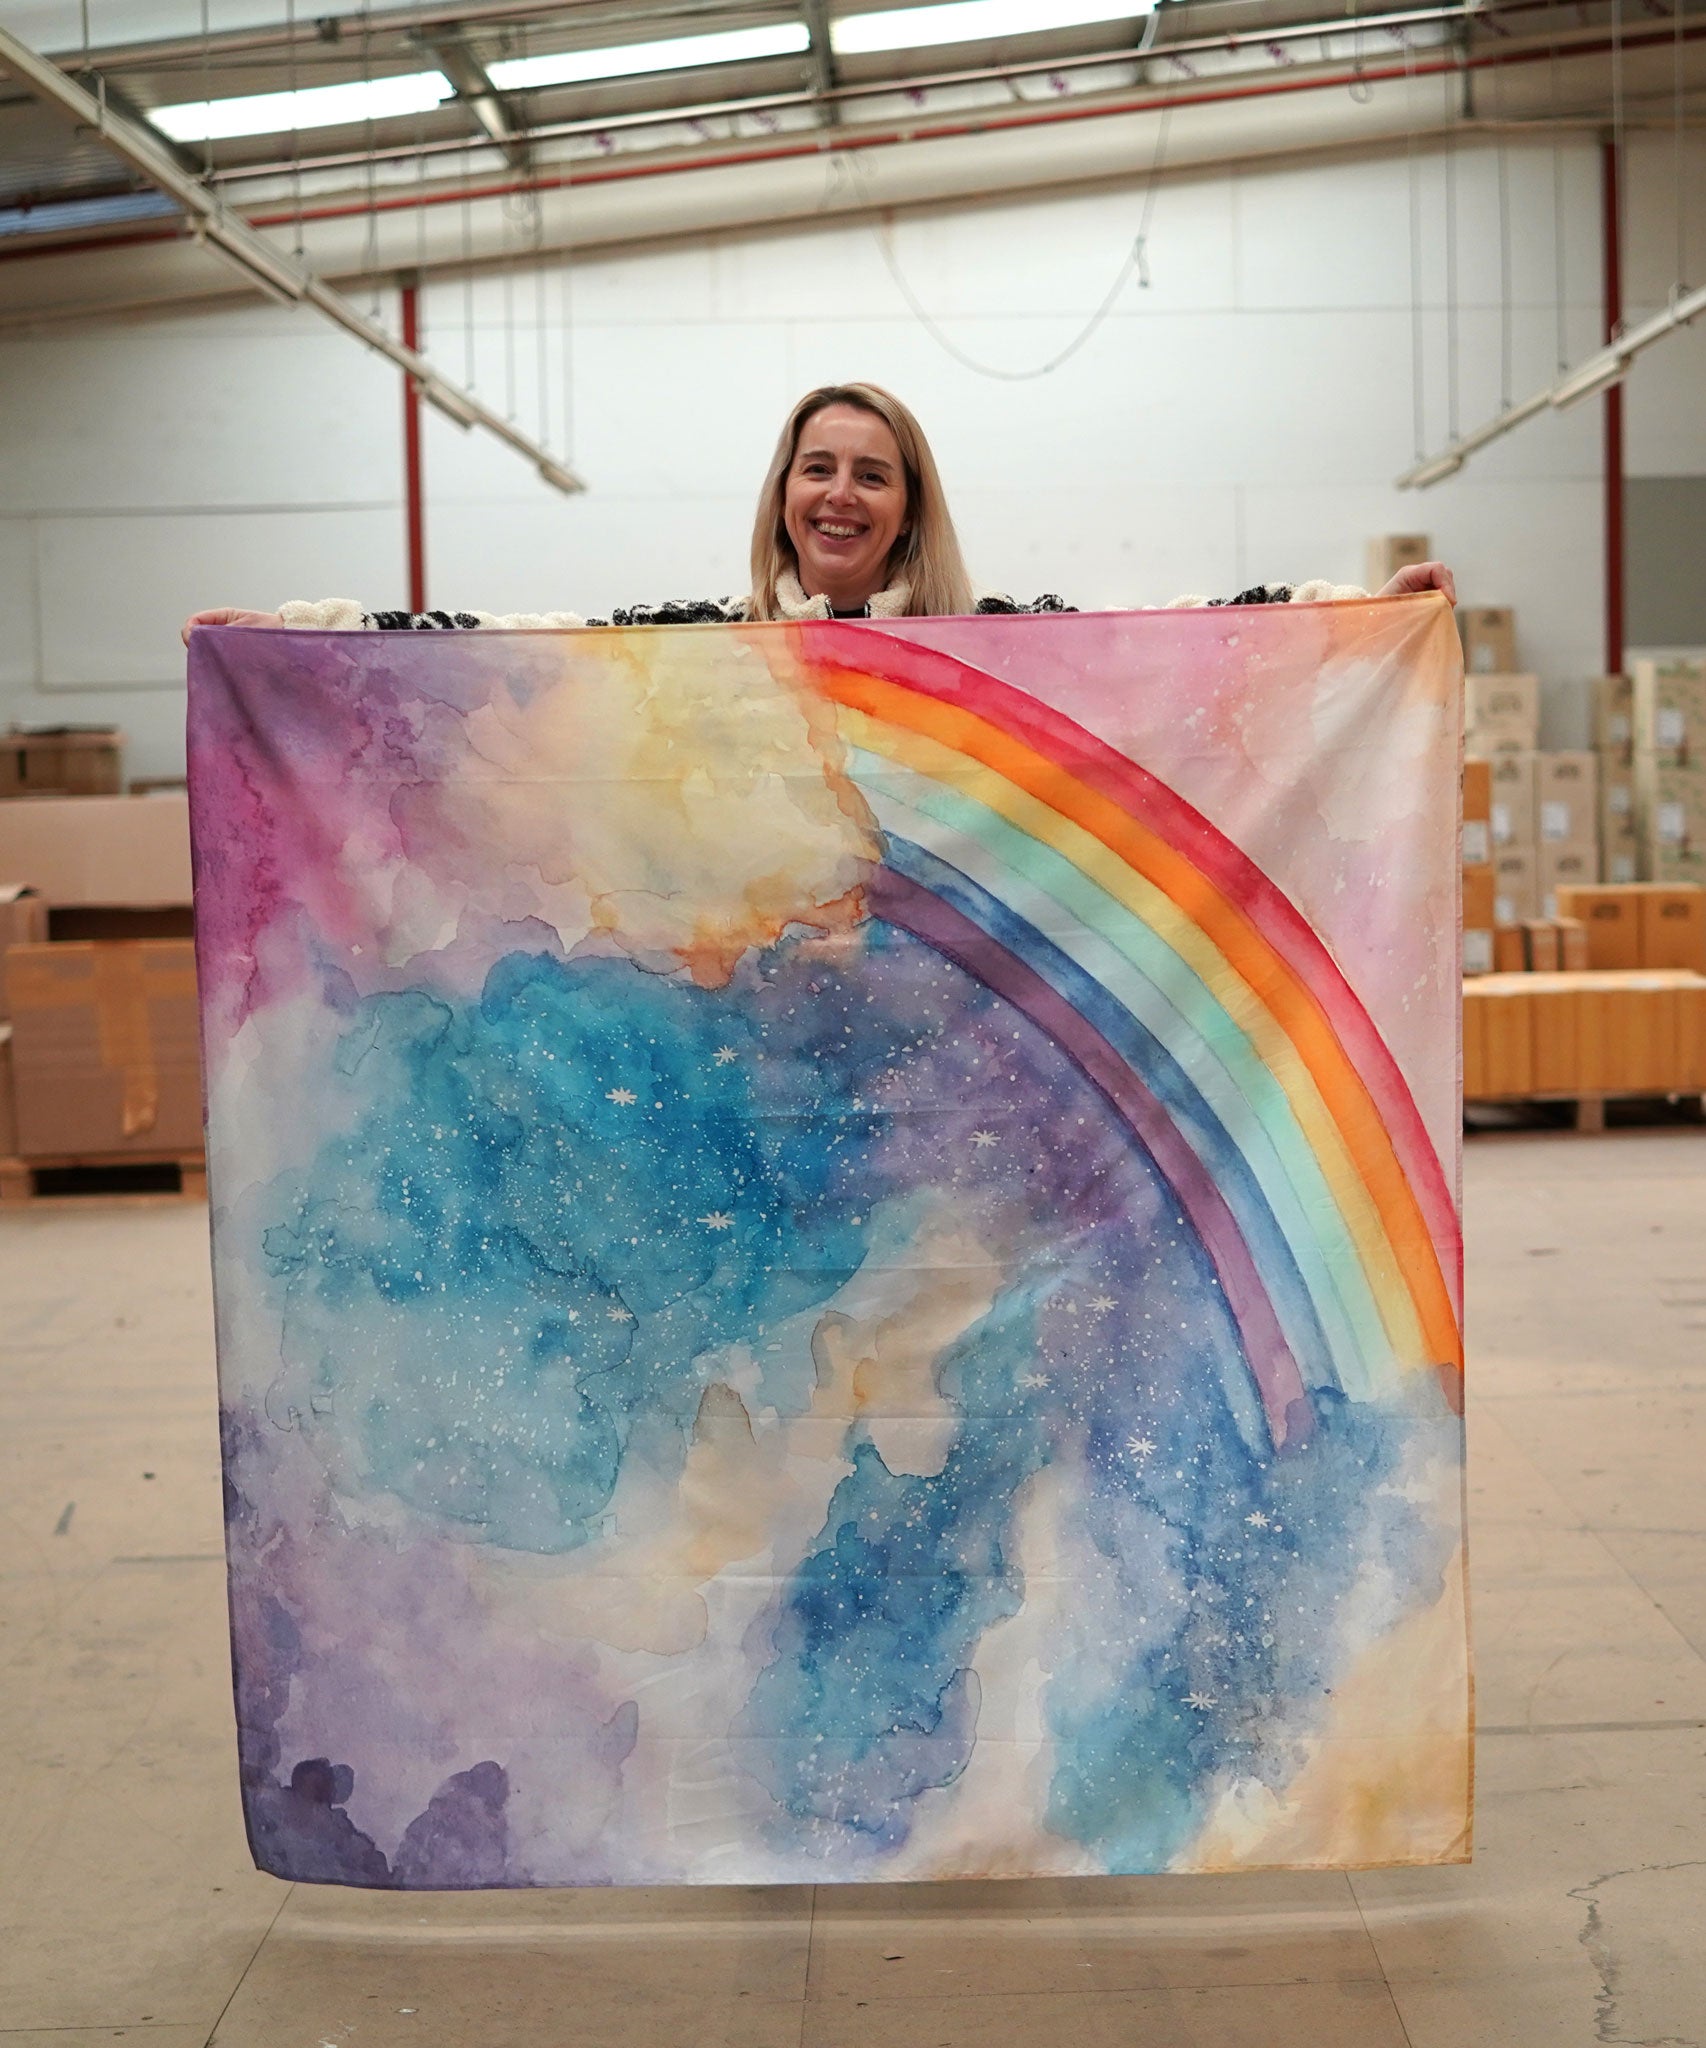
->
4, 1129, 1705, 2048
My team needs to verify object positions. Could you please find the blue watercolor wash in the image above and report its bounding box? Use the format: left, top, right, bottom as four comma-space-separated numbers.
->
260, 946, 911, 1551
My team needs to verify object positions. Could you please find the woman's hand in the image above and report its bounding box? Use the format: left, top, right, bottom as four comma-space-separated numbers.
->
1376, 561, 1456, 605
181, 608, 283, 646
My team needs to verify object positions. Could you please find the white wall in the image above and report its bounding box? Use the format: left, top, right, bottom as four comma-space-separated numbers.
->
4, 132, 1701, 779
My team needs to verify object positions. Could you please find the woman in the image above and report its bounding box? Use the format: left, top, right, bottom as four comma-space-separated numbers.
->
183, 380, 1454, 640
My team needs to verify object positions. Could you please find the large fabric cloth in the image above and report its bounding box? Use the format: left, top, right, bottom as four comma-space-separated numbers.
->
188, 599, 1469, 1888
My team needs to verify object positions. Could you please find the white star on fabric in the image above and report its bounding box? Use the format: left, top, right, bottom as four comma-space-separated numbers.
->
1019, 1372, 1049, 1391
699, 1212, 735, 1230
1088, 1294, 1117, 1314
1126, 1434, 1157, 1459
1185, 1691, 1218, 1711
606, 1304, 634, 1323
970, 1130, 999, 1149
606, 1087, 637, 1106
713, 1046, 738, 1065
1246, 1510, 1271, 1529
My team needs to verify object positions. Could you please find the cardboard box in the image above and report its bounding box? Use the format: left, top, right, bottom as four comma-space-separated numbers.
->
1462, 759, 1492, 865
5, 939, 202, 1159
0, 1024, 14, 1158
1495, 847, 1539, 926
1481, 979, 1534, 1093
1593, 675, 1634, 765
1535, 752, 1598, 845
1599, 766, 1636, 877
1680, 977, 1706, 1088
1636, 885, 1706, 972
1466, 672, 1537, 728
1460, 610, 1519, 677
1554, 886, 1641, 968
1556, 916, 1590, 971
1635, 761, 1706, 882
1464, 719, 1537, 759
1463, 863, 1496, 977
1461, 976, 1486, 1096
0, 884, 50, 1022
0, 794, 191, 908
1368, 534, 1432, 590
1527, 974, 1581, 1093
0, 726, 124, 799
1632, 658, 1706, 768
1493, 924, 1526, 972
1489, 753, 1537, 849
1523, 920, 1560, 972
1539, 843, 1598, 917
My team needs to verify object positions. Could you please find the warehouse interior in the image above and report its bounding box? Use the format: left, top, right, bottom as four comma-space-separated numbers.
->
3, 0, 1706, 2040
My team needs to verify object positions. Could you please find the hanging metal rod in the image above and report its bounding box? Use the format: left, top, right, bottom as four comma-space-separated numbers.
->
1397, 281, 1706, 486
0, 20, 585, 495
202, 1, 1483, 185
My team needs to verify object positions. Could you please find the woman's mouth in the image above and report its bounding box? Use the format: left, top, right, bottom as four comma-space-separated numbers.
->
811, 519, 867, 542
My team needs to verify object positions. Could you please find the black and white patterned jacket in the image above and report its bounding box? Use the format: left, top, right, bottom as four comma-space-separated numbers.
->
277, 571, 1365, 635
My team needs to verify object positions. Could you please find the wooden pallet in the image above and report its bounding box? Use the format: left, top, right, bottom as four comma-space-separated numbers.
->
1466, 1091, 1706, 1134
0, 1151, 207, 1205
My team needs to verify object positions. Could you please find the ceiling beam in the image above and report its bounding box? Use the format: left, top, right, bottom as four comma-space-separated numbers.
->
424, 29, 533, 167
0, 19, 583, 493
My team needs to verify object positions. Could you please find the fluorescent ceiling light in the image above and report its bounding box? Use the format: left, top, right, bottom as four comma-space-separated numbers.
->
1397, 451, 1463, 489
1549, 351, 1628, 409
152, 70, 451, 143
489, 23, 809, 91
832, 0, 1153, 56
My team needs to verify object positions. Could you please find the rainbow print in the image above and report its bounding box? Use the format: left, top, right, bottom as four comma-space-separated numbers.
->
800, 622, 1463, 1450
191, 596, 1470, 1887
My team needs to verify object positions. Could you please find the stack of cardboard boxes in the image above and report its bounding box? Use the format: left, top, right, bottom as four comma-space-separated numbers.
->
1465, 881, 1706, 1102
1464, 661, 1601, 944
1633, 659, 1706, 884
0, 746, 201, 1185
1591, 663, 1706, 885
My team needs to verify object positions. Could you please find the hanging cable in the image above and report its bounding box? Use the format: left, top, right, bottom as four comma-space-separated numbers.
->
533, 193, 548, 453
1550, 19, 1567, 373
502, 194, 519, 423
1610, 0, 1625, 344
199, 0, 214, 182
360, 0, 381, 317
286, 0, 304, 258
1674, 0, 1689, 296
461, 146, 475, 392
1443, 52, 1459, 442
1494, 48, 1512, 412
876, 74, 1174, 383
560, 176, 575, 464
1406, 29, 1426, 459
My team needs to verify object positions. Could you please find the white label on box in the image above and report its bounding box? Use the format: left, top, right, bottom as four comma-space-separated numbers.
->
1491, 802, 1513, 843
1609, 714, 1631, 744
1659, 801, 1687, 842
1494, 892, 1516, 925
1541, 801, 1572, 841
1658, 707, 1686, 746
1462, 929, 1493, 975
1462, 820, 1490, 865
1542, 890, 1558, 918
1471, 646, 1498, 673
1608, 783, 1631, 815
1608, 852, 1637, 883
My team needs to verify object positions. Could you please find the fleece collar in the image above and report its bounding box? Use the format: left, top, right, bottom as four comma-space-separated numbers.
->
773, 572, 911, 620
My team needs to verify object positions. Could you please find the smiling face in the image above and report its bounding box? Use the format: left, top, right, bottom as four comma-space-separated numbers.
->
781, 403, 910, 612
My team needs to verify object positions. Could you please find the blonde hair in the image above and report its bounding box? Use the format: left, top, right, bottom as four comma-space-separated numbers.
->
748, 383, 974, 620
